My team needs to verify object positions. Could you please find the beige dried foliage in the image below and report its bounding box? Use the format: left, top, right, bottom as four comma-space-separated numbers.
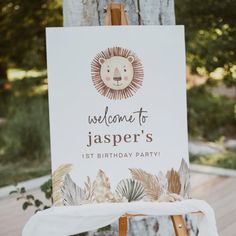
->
158, 193, 183, 202
129, 168, 161, 201
93, 169, 116, 203
52, 164, 72, 206
84, 176, 96, 201
166, 168, 181, 194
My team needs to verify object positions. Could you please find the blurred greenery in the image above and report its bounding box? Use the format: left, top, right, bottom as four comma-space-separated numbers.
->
176, 0, 236, 87
0, 77, 49, 162
0, 0, 62, 82
0, 1, 61, 186
0, 159, 51, 187
0, 76, 51, 187
0, 0, 236, 187
5, 98, 47, 156
191, 150, 236, 169
187, 86, 236, 140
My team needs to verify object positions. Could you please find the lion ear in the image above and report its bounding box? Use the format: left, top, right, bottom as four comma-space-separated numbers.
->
127, 56, 134, 63
99, 57, 106, 65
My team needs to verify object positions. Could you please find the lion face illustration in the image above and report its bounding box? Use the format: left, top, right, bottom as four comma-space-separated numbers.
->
91, 47, 144, 100
99, 56, 134, 90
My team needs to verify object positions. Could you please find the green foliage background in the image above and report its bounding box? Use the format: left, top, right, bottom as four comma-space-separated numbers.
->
0, 0, 62, 72
176, 0, 236, 87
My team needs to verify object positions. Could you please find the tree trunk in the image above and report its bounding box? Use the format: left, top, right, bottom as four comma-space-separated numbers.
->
63, 0, 175, 26
62, 1, 197, 235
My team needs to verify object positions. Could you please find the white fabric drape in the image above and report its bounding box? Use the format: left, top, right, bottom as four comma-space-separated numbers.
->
23, 199, 218, 236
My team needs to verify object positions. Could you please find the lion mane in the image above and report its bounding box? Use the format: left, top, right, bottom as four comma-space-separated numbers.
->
91, 47, 144, 100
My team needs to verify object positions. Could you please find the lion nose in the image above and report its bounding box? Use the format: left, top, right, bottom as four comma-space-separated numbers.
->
113, 68, 121, 81
113, 77, 121, 81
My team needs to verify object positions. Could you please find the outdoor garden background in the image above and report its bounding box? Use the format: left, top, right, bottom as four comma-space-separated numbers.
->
0, 0, 236, 234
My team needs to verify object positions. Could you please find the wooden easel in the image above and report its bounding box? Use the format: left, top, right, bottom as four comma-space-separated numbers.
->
104, 3, 188, 236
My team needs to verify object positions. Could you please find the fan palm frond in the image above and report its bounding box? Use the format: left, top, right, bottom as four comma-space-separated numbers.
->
116, 178, 145, 202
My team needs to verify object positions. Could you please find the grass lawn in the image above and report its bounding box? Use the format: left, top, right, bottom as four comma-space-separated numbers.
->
190, 150, 236, 169
0, 158, 51, 188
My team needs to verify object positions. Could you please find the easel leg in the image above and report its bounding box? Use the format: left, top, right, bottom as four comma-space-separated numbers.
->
119, 216, 128, 236
171, 215, 188, 236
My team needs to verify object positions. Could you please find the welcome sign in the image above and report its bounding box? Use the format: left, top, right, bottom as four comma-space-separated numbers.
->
46, 26, 190, 206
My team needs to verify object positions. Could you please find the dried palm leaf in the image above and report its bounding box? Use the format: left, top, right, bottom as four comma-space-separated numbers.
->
178, 158, 191, 199
116, 178, 145, 202
157, 171, 168, 195
166, 168, 181, 194
61, 174, 86, 206
129, 168, 161, 201
84, 176, 96, 201
93, 169, 116, 203
52, 164, 72, 206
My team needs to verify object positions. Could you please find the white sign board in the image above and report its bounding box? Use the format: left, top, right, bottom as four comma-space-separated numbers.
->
46, 26, 189, 206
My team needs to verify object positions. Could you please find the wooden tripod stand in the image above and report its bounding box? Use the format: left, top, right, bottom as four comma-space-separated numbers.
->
104, 3, 188, 236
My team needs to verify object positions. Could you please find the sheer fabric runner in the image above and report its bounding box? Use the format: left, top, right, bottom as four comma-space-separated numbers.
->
23, 199, 218, 236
